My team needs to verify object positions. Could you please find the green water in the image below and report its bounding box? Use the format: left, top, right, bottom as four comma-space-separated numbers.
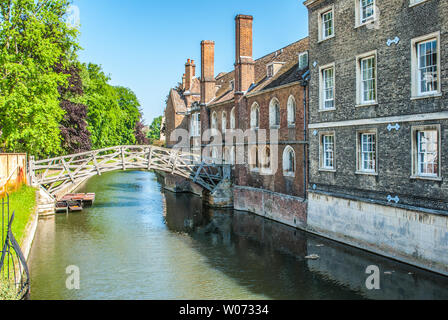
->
28, 171, 448, 300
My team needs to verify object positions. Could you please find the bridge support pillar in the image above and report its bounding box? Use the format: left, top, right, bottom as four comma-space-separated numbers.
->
205, 179, 234, 208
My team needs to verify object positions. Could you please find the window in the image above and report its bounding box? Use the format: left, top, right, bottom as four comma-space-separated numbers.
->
287, 96, 296, 126
230, 80, 235, 91
267, 65, 274, 78
222, 111, 227, 133
412, 126, 440, 179
320, 64, 335, 110
320, 134, 335, 170
230, 108, 236, 129
318, 6, 334, 41
223, 147, 231, 164
269, 99, 280, 128
261, 146, 271, 173
250, 103, 260, 129
357, 131, 377, 174
411, 33, 440, 98
356, 52, 377, 105
360, 0, 375, 24
283, 146, 296, 176
249, 146, 260, 171
190, 113, 201, 137
299, 52, 309, 70
211, 111, 218, 130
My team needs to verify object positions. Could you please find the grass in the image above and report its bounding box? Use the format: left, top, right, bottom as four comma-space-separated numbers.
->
3, 185, 37, 245
0, 279, 19, 300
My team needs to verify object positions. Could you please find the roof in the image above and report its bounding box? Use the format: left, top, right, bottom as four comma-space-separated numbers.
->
168, 77, 201, 113
210, 37, 309, 106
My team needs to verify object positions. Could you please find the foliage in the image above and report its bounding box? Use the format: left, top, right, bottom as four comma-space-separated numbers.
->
75, 63, 143, 149
135, 121, 149, 145
147, 116, 162, 144
0, 0, 79, 157
56, 63, 91, 154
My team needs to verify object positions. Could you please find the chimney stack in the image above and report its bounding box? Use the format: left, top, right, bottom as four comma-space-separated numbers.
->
235, 15, 255, 93
185, 59, 195, 91
200, 40, 216, 105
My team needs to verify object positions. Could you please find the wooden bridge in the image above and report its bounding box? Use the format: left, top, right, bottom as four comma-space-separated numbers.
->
29, 145, 228, 197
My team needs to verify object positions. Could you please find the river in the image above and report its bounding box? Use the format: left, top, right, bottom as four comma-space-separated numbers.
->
28, 170, 448, 300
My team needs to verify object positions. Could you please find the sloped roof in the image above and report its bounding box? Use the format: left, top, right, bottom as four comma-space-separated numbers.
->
210, 37, 309, 106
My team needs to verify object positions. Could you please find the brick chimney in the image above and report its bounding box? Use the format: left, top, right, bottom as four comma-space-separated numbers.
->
235, 15, 255, 94
200, 40, 215, 105
185, 59, 195, 92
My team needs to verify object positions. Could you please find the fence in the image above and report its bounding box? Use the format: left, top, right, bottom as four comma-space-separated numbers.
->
0, 154, 27, 197
0, 194, 30, 300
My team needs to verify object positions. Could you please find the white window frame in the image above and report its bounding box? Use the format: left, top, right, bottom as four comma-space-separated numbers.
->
269, 98, 281, 128
283, 146, 296, 177
190, 112, 201, 137
411, 32, 441, 99
222, 111, 227, 133
319, 63, 336, 111
250, 102, 260, 130
211, 111, 218, 130
356, 129, 378, 175
299, 51, 309, 70
260, 145, 272, 175
356, 51, 377, 106
409, 0, 429, 7
249, 145, 260, 172
355, 0, 377, 28
230, 107, 236, 130
411, 125, 441, 180
318, 5, 335, 42
287, 95, 296, 127
319, 132, 336, 171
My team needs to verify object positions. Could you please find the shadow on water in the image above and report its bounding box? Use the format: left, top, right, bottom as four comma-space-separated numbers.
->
163, 191, 448, 300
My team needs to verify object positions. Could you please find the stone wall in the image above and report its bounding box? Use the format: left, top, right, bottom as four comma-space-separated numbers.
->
234, 185, 307, 229
307, 191, 448, 276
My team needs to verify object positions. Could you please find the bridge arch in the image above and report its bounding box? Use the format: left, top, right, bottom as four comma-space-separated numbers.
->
29, 145, 228, 197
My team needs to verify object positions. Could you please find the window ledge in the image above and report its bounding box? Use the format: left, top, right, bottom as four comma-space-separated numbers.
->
319, 168, 336, 173
355, 19, 377, 29
411, 93, 442, 101
318, 34, 335, 43
410, 175, 442, 182
283, 172, 295, 177
288, 124, 296, 129
270, 125, 280, 129
261, 169, 273, 175
250, 168, 260, 173
355, 171, 378, 176
356, 102, 378, 108
409, 0, 429, 8
318, 108, 336, 113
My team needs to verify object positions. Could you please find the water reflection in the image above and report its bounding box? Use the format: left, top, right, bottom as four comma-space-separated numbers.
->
163, 191, 448, 300
28, 171, 448, 300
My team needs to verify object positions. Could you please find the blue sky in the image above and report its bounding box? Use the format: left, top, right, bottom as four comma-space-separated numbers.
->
72, 0, 309, 124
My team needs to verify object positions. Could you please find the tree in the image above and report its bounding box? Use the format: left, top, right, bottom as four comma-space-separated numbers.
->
0, 0, 79, 157
56, 63, 91, 154
147, 116, 162, 144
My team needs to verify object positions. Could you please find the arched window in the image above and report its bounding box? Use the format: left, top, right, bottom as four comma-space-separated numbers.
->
249, 146, 260, 171
223, 147, 231, 164
250, 103, 260, 129
230, 146, 236, 165
230, 108, 236, 130
283, 146, 296, 176
211, 111, 218, 130
269, 98, 280, 128
261, 146, 271, 172
222, 111, 227, 133
287, 96, 296, 126
211, 147, 220, 163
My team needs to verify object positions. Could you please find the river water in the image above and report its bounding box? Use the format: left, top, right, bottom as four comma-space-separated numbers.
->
28, 171, 448, 300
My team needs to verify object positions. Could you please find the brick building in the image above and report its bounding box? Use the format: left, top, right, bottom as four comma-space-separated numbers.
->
164, 15, 310, 228
305, 0, 448, 274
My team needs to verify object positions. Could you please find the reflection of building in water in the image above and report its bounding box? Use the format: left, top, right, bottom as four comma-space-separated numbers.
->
163, 190, 448, 300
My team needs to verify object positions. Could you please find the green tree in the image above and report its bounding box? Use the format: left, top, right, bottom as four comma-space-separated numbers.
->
147, 116, 162, 144
0, 0, 79, 157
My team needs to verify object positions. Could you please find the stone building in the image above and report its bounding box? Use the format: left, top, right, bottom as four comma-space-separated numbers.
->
304, 0, 448, 275
164, 15, 310, 228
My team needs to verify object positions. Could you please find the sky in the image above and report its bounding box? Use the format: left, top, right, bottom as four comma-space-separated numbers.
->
72, 0, 309, 124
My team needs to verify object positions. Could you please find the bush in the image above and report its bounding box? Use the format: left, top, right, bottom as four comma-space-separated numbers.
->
0, 279, 19, 301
